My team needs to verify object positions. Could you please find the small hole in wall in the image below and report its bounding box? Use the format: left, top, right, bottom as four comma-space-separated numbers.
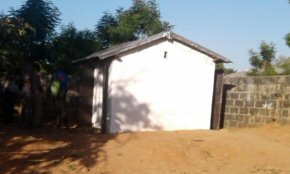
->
164, 51, 167, 59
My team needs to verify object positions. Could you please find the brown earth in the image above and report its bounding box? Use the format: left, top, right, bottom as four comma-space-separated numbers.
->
1, 124, 290, 174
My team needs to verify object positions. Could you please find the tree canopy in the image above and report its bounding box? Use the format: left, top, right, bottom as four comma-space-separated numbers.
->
0, 0, 173, 78
248, 41, 276, 75
215, 63, 236, 74
95, 0, 172, 48
285, 1, 290, 48
285, 33, 290, 48
10, 0, 61, 65
95, 12, 118, 49
0, 14, 33, 77
12, 0, 61, 43
52, 24, 100, 74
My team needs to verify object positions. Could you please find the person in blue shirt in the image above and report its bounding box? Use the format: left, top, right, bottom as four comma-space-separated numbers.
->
51, 68, 69, 129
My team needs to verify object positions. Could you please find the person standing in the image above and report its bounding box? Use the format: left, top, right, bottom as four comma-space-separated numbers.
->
31, 63, 45, 127
20, 74, 32, 128
51, 69, 69, 129
3, 79, 19, 124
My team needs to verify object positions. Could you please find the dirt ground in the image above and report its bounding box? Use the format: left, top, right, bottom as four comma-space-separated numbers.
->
1, 124, 290, 174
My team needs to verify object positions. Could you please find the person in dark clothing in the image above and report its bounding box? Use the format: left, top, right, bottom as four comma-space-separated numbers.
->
3, 80, 19, 124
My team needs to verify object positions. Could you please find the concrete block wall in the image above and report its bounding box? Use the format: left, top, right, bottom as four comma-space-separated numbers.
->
223, 75, 290, 128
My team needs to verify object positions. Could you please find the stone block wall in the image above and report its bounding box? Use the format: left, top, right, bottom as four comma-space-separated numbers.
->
223, 75, 290, 128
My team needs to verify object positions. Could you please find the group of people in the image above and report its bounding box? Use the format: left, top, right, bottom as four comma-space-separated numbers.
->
20, 63, 45, 128
2, 63, 71, 129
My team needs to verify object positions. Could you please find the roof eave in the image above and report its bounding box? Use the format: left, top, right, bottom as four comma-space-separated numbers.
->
71, 55, 99, 64
171, 33, 231, 63
72, 31, 232, 64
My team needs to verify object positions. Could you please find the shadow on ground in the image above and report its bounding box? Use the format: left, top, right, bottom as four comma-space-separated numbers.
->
0, 123, 123, 174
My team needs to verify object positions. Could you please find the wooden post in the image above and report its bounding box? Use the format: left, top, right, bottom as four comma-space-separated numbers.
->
211, 70, 224, 130
101, 60, 112, 133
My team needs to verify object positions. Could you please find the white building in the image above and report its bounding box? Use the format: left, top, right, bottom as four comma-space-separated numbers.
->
73, 31, 230, 133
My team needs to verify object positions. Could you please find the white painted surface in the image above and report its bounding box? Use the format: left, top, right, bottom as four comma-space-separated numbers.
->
107, 40, 216, 133
92, 68, 103, 128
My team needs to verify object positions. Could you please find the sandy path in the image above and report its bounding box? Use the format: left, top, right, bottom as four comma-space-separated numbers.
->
1, 124, 290, 174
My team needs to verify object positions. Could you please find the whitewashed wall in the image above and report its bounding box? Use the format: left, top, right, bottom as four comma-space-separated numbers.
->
92, 67, 103, 128
108, 40, 216, 133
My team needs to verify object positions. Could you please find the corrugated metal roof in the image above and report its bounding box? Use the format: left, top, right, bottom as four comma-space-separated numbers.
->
72, 31, 231, 63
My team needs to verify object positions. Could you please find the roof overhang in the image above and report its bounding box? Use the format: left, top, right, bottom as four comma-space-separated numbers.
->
72, 31, 231, 64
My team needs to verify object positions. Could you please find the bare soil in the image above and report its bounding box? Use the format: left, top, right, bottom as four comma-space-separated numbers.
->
1, 124, 290, 174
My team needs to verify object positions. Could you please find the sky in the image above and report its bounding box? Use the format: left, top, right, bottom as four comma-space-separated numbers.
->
1, 0, 290, 71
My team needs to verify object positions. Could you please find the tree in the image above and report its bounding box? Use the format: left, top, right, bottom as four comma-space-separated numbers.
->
52, 24, 100, 74
13, 0, 60, 43
0, 13, 33, 77
95, 12, 118, 49
12, 0, 61, 63
285, 1, 290, 47
125, 0, 172, 37
95, 0, 173, 48
248, 41, 276, 75
285, 33, 290, 48
274, 55, 290, 75
215, 63, 236, 74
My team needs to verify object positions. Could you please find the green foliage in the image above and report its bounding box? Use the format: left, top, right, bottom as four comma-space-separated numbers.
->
215, 63, 224, 70
249, 49, 262, 69
215, 63, 236, 74
274, 56, 290, 75
247, 66, 277, 76
248, 41, 276, 75
261, 65, 277, 76
12, 0, 61, 43
285, 33, 290, 48
259, 41, 276, 63
120, 0, 171, 37
52, 24, 100, 74
0, 0, 61, 78
11, 0, 61, 64
285, 1, 290, 49
281, 1, 290, 74
0, 14, 33, 77
95, 0, 173, 48
1, 0, 173, 78
95, 12, 118, 48
246, 68, 259, 76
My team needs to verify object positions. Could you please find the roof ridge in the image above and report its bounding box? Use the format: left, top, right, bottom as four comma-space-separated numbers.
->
72, 31, 231, 64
